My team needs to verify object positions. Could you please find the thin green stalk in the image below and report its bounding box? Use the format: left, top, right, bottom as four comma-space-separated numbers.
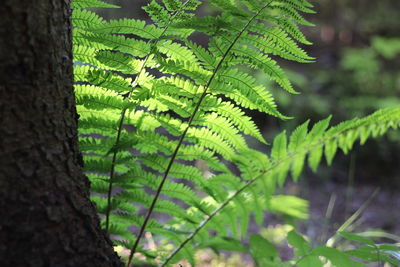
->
326, 187, 380, 247
126, 2, 274, 266
105, 108, 126, 231
103, 53, 151, 232
345, 153, 356, 218
102, 1, 190, 232
337, 187, 379, 233
319, 193, 336, 243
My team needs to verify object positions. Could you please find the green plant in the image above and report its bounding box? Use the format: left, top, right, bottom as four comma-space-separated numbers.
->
71, 0, 400, 266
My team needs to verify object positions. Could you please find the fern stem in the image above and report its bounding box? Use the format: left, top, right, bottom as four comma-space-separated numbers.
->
104, 54, 148, 231
104, 55, 148, 231
105, 108, 126, 232
126, 2, 274, 265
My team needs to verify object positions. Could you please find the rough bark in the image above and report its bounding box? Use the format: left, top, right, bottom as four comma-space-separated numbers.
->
0, 1, 123, 266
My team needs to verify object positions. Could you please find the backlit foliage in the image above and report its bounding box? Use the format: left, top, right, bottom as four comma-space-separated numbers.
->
71, 0, 400, 265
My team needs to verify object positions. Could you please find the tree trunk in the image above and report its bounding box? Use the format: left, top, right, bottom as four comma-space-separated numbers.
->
0, 1, 123, 266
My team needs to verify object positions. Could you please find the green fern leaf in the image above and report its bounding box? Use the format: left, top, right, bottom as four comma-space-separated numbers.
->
95, 51, 142, 74
72, 8, 105, 29
143, 0, 170, 26
84, 33, 151, 57
266, 4, 315, 26
200, 96, 265, 141
186, 40, 218, 69
71, 0, 120, 9
231, 45, 297, 93
194, 112, 248, 150
92, 19, 164, 39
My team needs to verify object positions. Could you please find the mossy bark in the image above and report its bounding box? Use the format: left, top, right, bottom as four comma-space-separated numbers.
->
0, 1, 123, 266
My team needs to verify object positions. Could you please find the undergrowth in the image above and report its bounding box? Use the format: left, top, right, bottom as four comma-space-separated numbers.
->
71, 0, 400, 266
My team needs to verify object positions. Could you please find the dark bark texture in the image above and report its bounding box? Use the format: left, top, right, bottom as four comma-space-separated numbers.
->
0, 1, 123, 266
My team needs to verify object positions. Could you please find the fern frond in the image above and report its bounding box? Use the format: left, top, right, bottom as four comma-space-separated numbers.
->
186, 127, 236, 159
75, 85, 129, 111
91, 19, 164, 39
71, 2, 396, 266
267, 15, 312, 44
71, 0, 120, 9
141, 155, 206, 186
73, 45, 105, 67
194, 112, 248, 150
266, 4, 314, 26
77, 106, 121, 134
160, 95, 195, 117
74, 65, 133, 92
84, 33, 151, 57
143, 0, 170, 26
243, 27, 314, 62
213, 68, 284, 118
208, 0, 250, 18
170, 16, 225, 35
204, 96, 265, 143
186, 41, 218, 69
158, 58, 212, 84
117, 189, 197, 223
242, 0, 262, 11
231, 45, 297, 93
161, 107, 400, 265
72, 8, 105, 29
73, 29, 109, 49
157, 40, 198, 64
155, 76, 202, 98
119, 169, 199, 206
95, 51, 142, 74
275, 0, 315, 14
163, 0, 184, 11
